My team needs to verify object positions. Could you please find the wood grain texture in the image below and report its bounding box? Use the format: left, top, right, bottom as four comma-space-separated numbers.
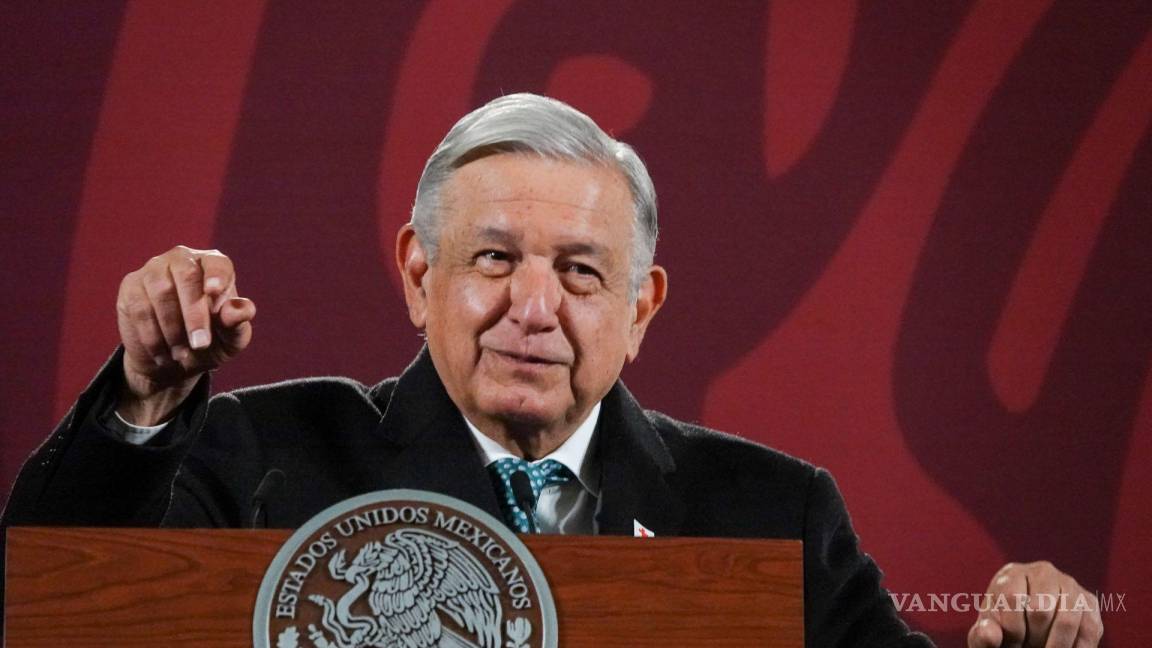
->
529, 536, 803, 647
5, 528, 802, 647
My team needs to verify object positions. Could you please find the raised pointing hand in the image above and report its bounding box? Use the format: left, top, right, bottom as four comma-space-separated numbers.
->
115, 246, 256, 425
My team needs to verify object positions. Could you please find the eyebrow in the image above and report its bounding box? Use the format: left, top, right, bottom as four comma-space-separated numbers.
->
473, 227, 610, 258
554, 241, 609, 258
475, 227, 519, 245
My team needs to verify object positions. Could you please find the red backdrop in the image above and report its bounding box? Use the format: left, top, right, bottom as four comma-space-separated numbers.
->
2, 1, 1149, 644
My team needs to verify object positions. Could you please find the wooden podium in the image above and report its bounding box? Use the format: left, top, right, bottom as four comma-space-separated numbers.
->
4, 527, 803, 647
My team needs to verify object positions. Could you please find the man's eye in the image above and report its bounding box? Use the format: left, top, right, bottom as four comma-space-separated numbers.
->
562, 263, 602, 281
478, 250, 510, 262
475, 250, 514, 274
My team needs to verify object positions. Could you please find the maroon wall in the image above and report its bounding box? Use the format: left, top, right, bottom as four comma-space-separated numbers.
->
2, 1, 1149, 643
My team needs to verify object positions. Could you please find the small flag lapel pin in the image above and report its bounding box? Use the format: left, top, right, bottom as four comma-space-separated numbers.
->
633, 519, 655, 537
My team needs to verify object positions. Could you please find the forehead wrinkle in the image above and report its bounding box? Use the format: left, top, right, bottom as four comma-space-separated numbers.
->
472, 226, 521, 244
480, 196, 618, 214
468, 225, 613, 258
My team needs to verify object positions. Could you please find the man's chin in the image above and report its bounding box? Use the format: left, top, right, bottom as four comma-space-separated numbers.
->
478, 392, 574, 432
491, 405, 561, 430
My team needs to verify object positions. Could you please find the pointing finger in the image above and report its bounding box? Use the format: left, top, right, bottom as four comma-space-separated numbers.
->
170, 253, 212, 350
198, 250, 235, 302
141, 262, 186, 357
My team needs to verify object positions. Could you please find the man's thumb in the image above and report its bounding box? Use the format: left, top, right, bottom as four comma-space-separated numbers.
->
215, 298, 256, 352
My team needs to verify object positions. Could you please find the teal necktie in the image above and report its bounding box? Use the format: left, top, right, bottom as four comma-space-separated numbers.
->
488, 457, 575, 533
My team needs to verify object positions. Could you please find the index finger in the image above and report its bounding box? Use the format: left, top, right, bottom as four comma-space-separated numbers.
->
198, 250, 235, 302
169, 253, 212, 350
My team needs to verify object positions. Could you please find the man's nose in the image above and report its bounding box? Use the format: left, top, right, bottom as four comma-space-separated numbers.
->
508, 258, 561, 333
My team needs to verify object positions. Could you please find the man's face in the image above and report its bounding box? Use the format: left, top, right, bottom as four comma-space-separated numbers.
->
398, 154, 665, 443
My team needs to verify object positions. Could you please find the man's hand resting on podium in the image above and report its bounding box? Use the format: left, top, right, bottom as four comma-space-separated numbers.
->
115, 246, 256, 426
967, 561, 1102, 648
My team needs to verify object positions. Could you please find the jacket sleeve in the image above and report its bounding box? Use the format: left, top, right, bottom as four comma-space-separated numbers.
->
802, 467, 936, 647
0, 348, 212, 528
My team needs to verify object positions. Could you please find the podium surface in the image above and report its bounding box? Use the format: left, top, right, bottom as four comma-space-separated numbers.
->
5, 527, 802, 647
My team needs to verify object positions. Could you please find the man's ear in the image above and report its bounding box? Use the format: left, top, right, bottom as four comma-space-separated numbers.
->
396, 224, 431, 329
627, 265, 668, 362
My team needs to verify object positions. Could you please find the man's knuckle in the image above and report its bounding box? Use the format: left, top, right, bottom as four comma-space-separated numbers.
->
141, 269, 171, 293
984, 611, 1014, 637
119, 272, 138, 291
205, 251, 234, 270
128, 302, 154, 323
137, 331, 163, 350
966, 622, 988, 644
173, 261, 201, 284
155, 300, 183, 325
1003, 624, 1025, 641
1026, 607, 1053, 628
156, 319, 182, 339
1051, 616, 1078, 637
1062, 576, 1085, 598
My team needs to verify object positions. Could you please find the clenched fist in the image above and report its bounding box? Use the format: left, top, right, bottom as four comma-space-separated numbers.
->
968, 561, 1102, 648
115, 246, 256, 425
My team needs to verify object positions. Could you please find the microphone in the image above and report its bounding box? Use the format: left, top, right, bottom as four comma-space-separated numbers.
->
509, 470, 538, 533
250, 468, 285, 529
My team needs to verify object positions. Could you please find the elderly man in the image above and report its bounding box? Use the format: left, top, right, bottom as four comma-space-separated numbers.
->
3, 94, 1100, 647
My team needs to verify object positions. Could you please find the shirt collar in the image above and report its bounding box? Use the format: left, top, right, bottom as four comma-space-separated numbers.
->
465, 402, 602, 497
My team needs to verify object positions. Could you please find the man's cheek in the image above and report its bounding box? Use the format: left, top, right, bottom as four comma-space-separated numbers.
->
456, 278, 507, 318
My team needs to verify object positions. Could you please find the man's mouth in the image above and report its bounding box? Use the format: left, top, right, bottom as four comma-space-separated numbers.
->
486, 348, 568, 366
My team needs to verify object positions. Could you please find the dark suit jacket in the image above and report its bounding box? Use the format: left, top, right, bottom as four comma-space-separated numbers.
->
3, 348, 934, 647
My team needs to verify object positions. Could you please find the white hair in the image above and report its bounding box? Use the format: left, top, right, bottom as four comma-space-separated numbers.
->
410, 93, 658, 297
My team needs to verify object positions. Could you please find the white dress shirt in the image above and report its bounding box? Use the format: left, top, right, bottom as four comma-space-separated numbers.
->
464, 403, 601, 535
111, 412, 169, 444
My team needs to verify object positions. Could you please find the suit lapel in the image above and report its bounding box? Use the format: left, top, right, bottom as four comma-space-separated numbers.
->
368, 350, 685, 536
594, 382, 685, 537
370, 348, 503, 520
